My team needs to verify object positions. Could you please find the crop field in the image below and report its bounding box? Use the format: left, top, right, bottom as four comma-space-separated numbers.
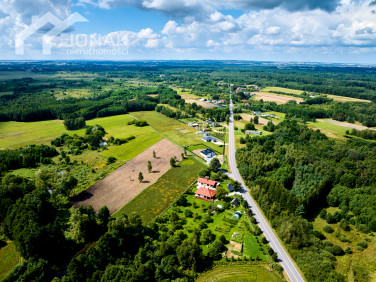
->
114, 156, 204, 222
185, 99, 219, 109
313, 208, 376, 281
196, 263, 283, 282
74, 138, 183, 214
130, 111, 222, 152
253, 92, 303, 104
0, 242, 21, 280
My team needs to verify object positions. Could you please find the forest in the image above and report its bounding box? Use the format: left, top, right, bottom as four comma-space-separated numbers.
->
236, 120, 376, 281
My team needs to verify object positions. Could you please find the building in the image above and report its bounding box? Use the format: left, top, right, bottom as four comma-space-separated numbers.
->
197, 177, 218, 189
230, 197, 240, 207
202, 136, 217, 142
195, 187, 216, 201
253, 111, 262, 115
233, 211, 242, 219
245, 130, 262, 135
188, 122, 199, 127
227, 183, 234, 192
200, 148, 216, 160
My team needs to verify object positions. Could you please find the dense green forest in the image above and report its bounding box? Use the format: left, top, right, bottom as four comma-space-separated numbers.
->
236, 120, 376, 281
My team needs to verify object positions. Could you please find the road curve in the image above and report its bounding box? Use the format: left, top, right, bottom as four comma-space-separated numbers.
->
228, 97, 305, 282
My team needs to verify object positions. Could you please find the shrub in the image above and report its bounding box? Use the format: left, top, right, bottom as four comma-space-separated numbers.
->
357, 240, 368, 249
323, 225, 334, 233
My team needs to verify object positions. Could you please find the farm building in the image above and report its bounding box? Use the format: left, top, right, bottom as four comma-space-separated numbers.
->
197, 177, 218, 189
231, 197, 240, 207
245, 130, 262, 135
195, 187, 216, 201
227, 183, 234, 192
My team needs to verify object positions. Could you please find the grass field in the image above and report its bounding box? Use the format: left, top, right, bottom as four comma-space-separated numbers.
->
306, 120, 348, 139
0, 114, 155, 150
130, 111, 222, 152
0, 242, 21, 280
243, 234, 268, 260
262, 86, 370, 103
113, 156, 204, 222
313, 208, 376, 280
196, 263, 283, 282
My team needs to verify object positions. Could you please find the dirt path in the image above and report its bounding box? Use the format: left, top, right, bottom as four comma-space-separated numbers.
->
74, 138, 183, 214
318, 119, 376, 131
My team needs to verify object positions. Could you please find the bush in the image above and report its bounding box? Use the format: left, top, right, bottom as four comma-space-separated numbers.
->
357, 240, 368, 249
327, 245, 345, 256
106, 156, 117, 165
345, 247, 352, 254
184, 209, 193, 218
323, 225, 334, 233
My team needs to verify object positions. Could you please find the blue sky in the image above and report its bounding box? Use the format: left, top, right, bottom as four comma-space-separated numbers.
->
1, 0, 376, 63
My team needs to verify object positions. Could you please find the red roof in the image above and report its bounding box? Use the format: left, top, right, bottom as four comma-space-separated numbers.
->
195, 187, 216, 198
197, 177, 218, 186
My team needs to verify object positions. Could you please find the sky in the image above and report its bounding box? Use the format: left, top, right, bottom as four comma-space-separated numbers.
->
1, 0, 376, 63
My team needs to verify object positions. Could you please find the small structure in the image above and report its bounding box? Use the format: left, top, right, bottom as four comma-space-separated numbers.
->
244, 103, 249, 106
202, 136, 217, 142
230, 197, 240, 207
195, 131, 204, 134
245, 130, 262, 135
195, 187, 216, 202
217, 204, 223, 209
197, 177, 218, 189
188, 122, 199, 127
233, 211, 243, 219
99, 142, 108, 146
227, 183, 234, 192
200, 98, 207, 101
200, 148, 216, 161
253, 111, 262, 115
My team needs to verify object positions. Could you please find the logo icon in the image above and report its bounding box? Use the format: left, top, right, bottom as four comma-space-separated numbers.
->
15, 12, 88, 55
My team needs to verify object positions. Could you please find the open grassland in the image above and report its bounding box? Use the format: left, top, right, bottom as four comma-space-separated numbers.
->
130, 111, 222, 152
0, 114, 154, 150
170, 86, 200, 99
262, 86, 371, 103
317, 118, 376, 131
196, 263, 283, 282
53, 88, 94, 99
74, 138, 183, 214
0, 120, 85, 150
313, 210, 376, 280
0, 242, 21, 280
306, 120, 349, 139
114, 156, 204, 222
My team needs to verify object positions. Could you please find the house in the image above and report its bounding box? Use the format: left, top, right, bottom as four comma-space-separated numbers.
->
202, 132, 210, 137
249, 92, 256, 96
220, 99, 226, 103
202, 136, 217, 142
195, 187, 216, 201
242, 99, 248, 102
227, 183, 234, 192
188, 122, 198, 127
244, 103, 249, 106
200, 148, 216, 160
197, 177, 218, 189
200, 98, 207, 101
253, 111, 262, 115
230, 197, 240, 207
245, 130, 262, 135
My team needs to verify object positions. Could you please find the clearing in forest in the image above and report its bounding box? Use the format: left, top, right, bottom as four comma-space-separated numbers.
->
253, 92, 303, 104
73, 138, 183, 214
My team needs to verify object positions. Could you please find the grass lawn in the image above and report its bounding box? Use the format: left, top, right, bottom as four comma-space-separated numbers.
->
243, 234, 268, 260
113, 156, 204, 223
130, 111, 222, 152
0, 242, 21, 280
313, 210, 376, 280
196, 263, 283, 282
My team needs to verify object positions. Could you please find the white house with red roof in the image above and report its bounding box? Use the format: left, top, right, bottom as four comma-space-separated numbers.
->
195, 187, 216, 201
197, 177, 218, 190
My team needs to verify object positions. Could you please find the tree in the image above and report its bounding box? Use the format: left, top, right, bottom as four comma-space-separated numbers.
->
244, 122, 255, 131
170, 157, 176, 167
254, 116, 259, 124
233, 181, 241, 191
209, 158, 221, 172
147, 161, 152, 173
153, 150, 156, 158
216, 186, 228, 200
138, 172, 144, 183
98, 206, 110, 228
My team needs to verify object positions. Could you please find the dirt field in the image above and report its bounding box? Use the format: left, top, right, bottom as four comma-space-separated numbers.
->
185, 99, 219, 109
318, 119, 376, 131
74, 138, 183, 214
253, 92, 303, 104
226, 241, 242, 259
239, 113, 271, 125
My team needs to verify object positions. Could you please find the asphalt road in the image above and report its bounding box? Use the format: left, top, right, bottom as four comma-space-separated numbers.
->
228, 97, 305, 282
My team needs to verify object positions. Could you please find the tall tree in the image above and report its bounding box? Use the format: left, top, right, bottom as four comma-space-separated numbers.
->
138, 172, 144, 183
147, 161, 152, 173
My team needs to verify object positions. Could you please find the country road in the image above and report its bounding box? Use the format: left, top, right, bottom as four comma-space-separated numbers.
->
228, 97, 305, 282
